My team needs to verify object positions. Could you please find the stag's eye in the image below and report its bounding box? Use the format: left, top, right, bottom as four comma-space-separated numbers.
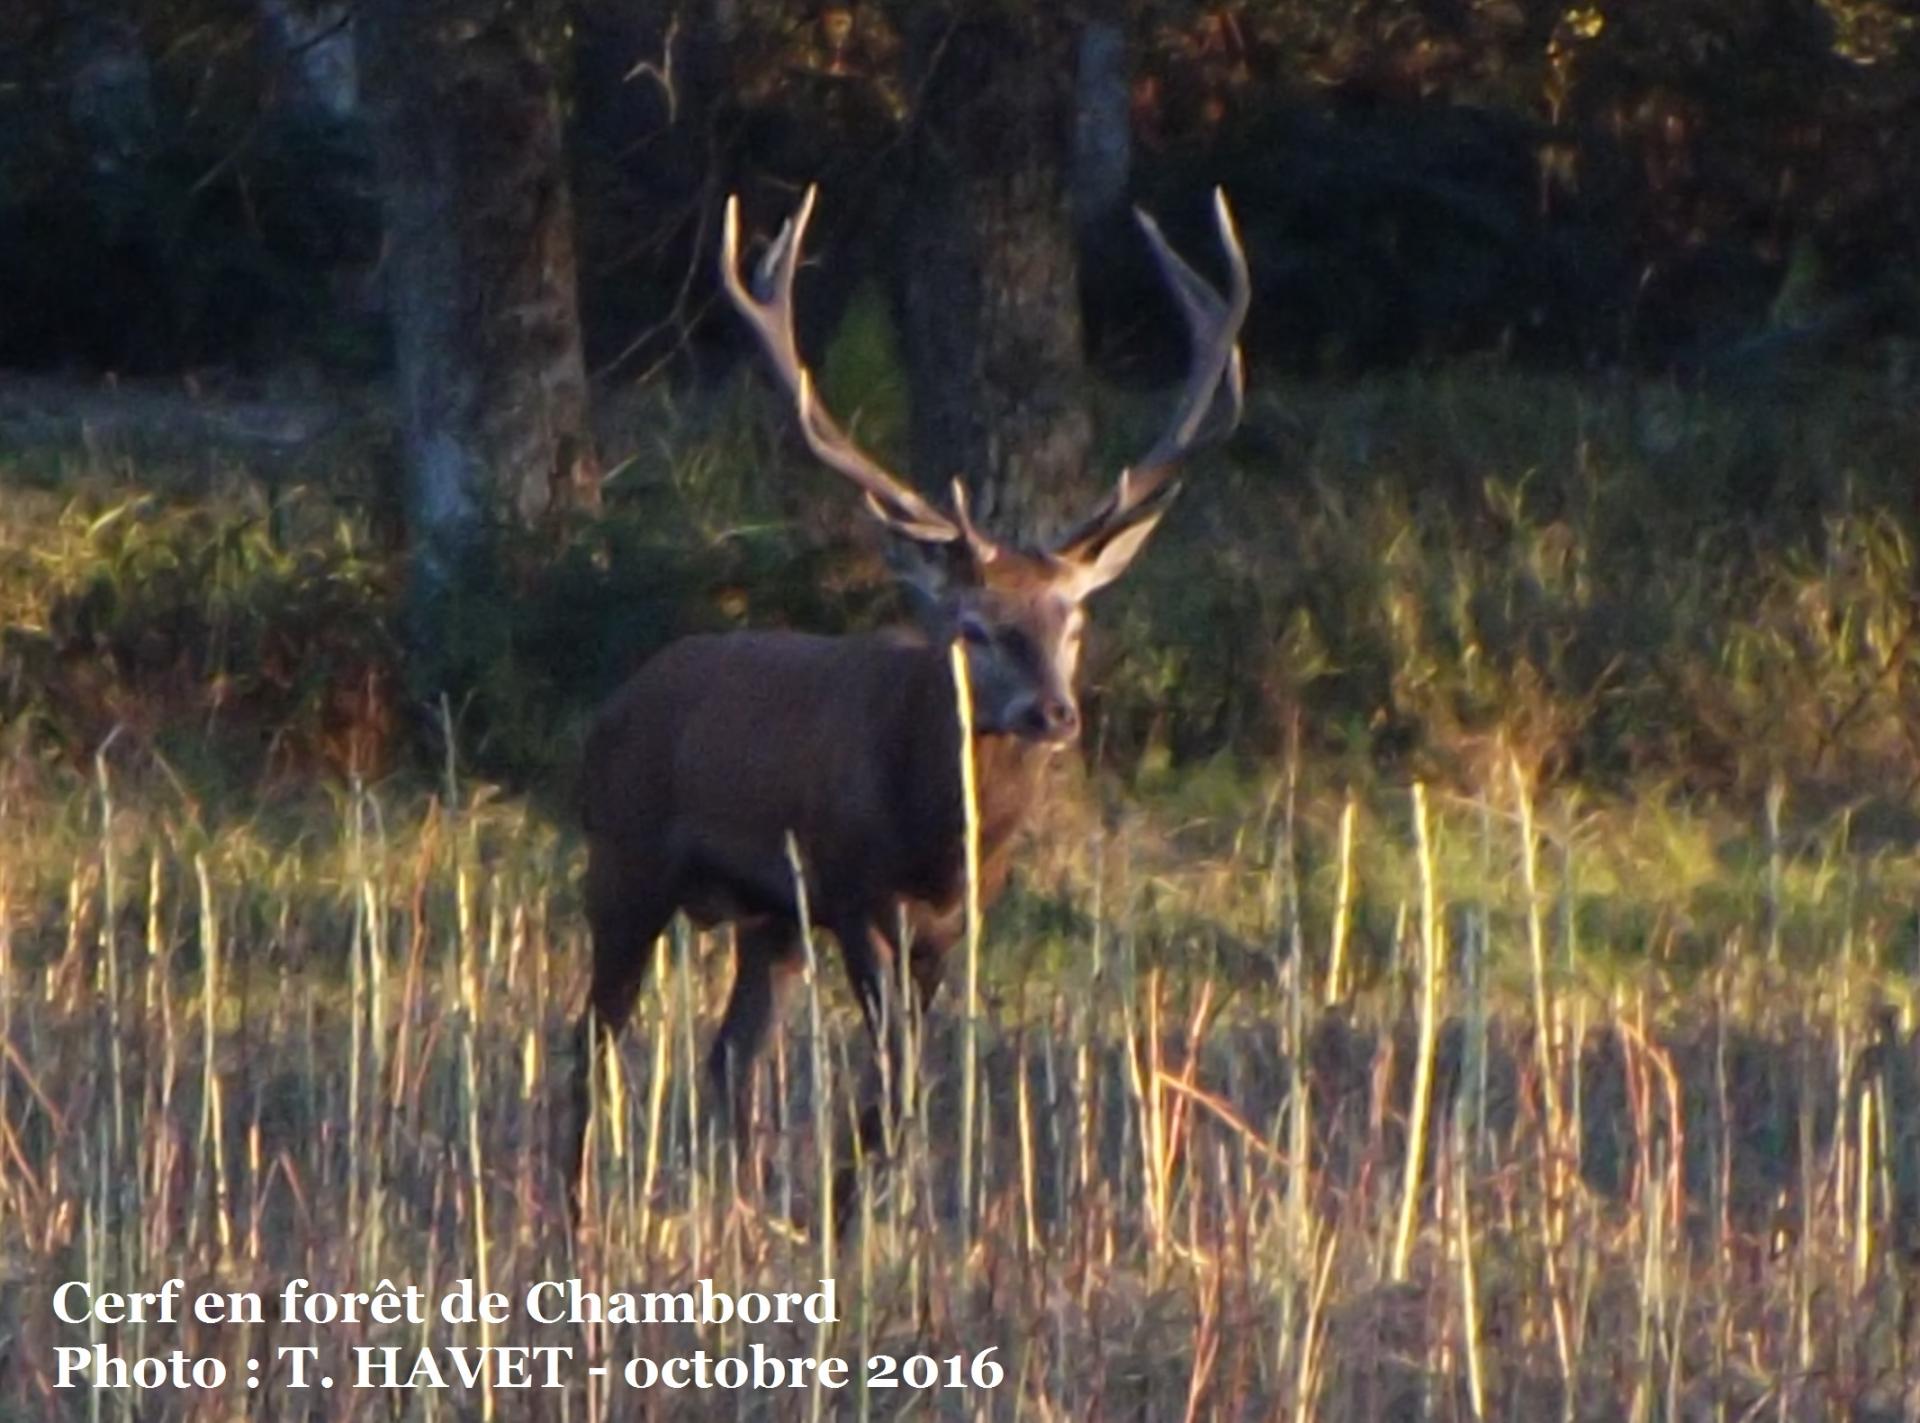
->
958, 614, 992, 646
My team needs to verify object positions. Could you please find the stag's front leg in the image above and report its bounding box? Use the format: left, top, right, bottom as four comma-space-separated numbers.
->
903, 899, 965, 1017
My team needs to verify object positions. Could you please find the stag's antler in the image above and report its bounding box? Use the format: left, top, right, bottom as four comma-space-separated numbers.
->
1053, 188, 1250, 562
720, 188, 962, 545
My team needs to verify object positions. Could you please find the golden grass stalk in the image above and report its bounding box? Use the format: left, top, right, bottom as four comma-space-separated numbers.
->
1181, 1260, 1223, 1423
1855, 1078, 1876, 1290
94, 739, 123, 1167
348, 805, 367, 1232
1391, 781, 1442, 1283
1017, 1038, 1040, 1256
785, 831, 833, 1423
1123, 966, 1167, 1255
676, 917, 705, 1272
1509, 753, 1564, 1162
0, 874, 10, 1200
1326, 790, 1357, 1005
1766, 775, 1785, 965
1291, 1222, 1338, 1423
1632, 1138, 1668, 1423
638, 932, 671, 1253
890, 903, 921, 1232
1451, 1111, 1485, 1419
457, 856, 494, 1423
192, 851, 231, 1262
951, 638, 984, 1250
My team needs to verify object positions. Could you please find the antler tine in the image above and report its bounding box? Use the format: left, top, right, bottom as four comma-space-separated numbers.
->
1054, 188, 1250, 556
1132, 192, 1250, 471
720, 189, 960, 544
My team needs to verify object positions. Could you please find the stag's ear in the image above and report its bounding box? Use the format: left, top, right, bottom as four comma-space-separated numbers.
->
887, 476, 999, 612
1057, 500, 1173, 599
887, 532, 984, 611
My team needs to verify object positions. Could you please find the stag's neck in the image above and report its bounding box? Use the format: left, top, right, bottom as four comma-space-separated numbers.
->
967, 730, 1052, 850
896, 642, 1053, 897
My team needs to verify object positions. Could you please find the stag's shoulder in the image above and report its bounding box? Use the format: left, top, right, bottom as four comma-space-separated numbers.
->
587, 628, 930, 748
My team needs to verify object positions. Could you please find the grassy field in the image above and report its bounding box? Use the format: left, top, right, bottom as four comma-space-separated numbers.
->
4, 365, 1920, 1419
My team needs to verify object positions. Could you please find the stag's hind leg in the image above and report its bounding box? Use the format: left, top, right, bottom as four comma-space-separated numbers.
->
567, 844, 678, 1223
826, 913, 924, 1213
707, 918, 804, 1148
850, 906, 962, 1123
824, 916, 914, 1233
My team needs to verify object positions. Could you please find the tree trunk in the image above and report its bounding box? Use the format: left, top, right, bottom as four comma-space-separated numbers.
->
357, 0, 596, 653
898, 5, 1090, 539
257, 0, 357, 121
63, 12, 155, 176
1072, 7, 1132, 237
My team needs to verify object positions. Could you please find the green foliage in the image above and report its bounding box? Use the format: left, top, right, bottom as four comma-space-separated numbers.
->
413, 382, 897, 784
818, 280, 911, 457
7, 363, 1920, 919
1090, 367, 1920, 826
0, 484, 396, 785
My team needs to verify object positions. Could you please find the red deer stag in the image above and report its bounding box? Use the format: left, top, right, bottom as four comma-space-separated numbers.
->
568, 185, 1248, 1213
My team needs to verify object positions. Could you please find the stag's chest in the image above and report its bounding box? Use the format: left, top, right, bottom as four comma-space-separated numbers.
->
894, 734, 1046, 908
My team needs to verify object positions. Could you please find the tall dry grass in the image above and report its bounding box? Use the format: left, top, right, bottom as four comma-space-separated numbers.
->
2, 748, 1917, 1420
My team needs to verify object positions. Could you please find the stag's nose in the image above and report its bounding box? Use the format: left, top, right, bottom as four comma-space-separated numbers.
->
1027, 696, 1080, 742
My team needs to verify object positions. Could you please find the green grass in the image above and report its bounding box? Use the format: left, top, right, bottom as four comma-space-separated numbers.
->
3, 362, 1920, 1418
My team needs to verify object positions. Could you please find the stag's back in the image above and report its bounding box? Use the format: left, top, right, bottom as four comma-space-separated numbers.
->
583, 630, 974, 905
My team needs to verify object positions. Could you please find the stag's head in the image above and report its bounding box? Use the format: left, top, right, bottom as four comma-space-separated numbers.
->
720, 186, 1250, 744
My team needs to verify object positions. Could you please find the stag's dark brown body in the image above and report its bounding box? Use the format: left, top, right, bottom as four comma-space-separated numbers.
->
565, 185, 1247, 1218
579, 629, 1046, 1027
568, 628, 1049, 1211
